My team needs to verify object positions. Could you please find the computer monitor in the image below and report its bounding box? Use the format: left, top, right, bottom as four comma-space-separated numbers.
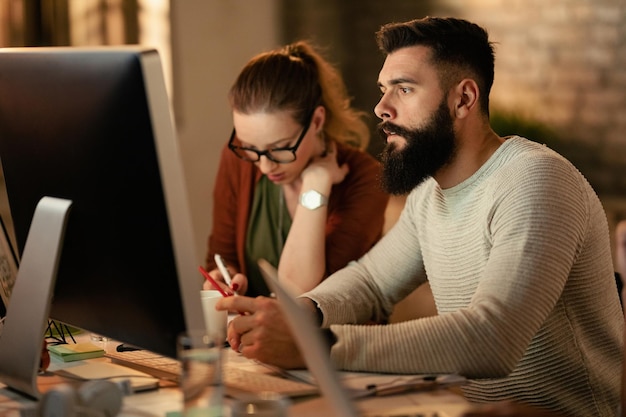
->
0, 46, 204, 397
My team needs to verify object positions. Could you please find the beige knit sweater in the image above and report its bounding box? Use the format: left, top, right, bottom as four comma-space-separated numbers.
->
305, 136, 623, 417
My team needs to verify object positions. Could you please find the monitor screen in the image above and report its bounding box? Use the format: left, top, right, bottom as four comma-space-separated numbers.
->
0, 46, 204, 359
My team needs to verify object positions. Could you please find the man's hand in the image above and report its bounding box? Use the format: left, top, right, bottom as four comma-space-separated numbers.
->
216, 295, 306, 369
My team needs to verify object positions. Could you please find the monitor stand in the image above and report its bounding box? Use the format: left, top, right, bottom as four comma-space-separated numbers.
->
0, 197, 72, 399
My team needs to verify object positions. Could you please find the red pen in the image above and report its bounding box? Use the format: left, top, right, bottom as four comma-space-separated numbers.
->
198, 266, 233, 297
199, 266, 245, 316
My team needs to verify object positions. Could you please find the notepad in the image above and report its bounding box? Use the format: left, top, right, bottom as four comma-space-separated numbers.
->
48, 342, 105, 362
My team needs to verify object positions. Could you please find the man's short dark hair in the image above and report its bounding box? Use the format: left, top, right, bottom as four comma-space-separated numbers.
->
376, 17, 495, 115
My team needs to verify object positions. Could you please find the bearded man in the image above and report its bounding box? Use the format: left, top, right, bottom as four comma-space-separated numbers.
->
218, 17, 622, 417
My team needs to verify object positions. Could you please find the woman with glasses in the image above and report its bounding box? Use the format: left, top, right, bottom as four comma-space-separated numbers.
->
204, 41, 389, 297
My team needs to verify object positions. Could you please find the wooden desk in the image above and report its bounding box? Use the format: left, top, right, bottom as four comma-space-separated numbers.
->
0, 338, 470, 417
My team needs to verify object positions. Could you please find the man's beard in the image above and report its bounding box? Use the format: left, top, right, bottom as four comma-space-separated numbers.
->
378, 100, 457, 195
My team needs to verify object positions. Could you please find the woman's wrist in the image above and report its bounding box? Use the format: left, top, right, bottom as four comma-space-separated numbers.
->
300, 172, 332, 195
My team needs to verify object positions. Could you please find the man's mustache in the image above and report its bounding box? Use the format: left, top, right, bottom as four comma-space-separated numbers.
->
377, 121, 412, 143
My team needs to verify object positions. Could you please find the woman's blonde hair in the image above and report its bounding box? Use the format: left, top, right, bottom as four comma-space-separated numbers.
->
228, 40, 370, 150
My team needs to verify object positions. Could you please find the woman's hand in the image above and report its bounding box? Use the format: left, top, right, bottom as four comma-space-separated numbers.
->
300, 141, 349, 188
229, 272, 248, 295
202, 268, 248, 296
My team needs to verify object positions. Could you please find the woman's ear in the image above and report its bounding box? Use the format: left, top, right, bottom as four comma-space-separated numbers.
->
453, 79, 479, 119
312, 105, 326, 134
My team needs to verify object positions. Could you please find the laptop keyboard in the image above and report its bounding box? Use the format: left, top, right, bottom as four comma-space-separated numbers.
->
105, 349, 318, 398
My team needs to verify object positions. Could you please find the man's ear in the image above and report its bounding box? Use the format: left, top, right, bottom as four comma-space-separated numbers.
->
453, 79, 479, 119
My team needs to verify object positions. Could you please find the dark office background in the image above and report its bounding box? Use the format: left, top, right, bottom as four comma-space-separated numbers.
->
1, 0, 625, 261
3, 0, 625, 192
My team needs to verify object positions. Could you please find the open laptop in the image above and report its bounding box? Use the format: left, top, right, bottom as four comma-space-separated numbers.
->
257, 259, 469, 417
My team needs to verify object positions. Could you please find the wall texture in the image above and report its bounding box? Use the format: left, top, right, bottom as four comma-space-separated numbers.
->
4, 1, 623, 265
171, 0, 279, 264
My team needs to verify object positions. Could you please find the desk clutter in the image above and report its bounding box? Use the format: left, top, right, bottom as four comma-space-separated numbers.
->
0, 342, 470, 417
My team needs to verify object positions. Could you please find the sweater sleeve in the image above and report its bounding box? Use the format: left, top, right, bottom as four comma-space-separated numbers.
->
305, 185, 431, 326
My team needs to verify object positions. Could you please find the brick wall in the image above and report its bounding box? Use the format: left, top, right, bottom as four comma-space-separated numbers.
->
443, 0, 626, 197
437, 0, 626, 260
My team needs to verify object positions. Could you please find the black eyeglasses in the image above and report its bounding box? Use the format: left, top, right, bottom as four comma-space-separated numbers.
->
228, 109, 314, 163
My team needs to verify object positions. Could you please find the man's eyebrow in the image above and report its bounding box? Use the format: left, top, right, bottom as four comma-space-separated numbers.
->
378, 77, 417, 88
390, 77, 417, 85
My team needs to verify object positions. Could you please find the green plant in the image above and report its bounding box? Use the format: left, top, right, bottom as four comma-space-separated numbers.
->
490, 110, 560, 145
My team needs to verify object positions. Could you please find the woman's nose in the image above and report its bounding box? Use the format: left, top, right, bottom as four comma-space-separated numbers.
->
256, 155, 277, 173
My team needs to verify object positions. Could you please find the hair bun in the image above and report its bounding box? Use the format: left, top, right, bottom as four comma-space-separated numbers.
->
284, 43, 305, 59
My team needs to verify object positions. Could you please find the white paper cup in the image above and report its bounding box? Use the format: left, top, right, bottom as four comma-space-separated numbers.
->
200, 290, 228, 340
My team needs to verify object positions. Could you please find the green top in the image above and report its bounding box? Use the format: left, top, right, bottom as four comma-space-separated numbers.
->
245, 176, 292, 296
